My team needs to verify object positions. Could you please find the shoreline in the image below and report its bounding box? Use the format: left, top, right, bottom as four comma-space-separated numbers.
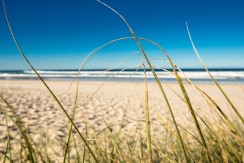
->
1, 68, 244, 84
0, 78, 244, 85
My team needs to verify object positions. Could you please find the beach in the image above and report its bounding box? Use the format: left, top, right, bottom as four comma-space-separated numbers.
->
0, 80, 243, 161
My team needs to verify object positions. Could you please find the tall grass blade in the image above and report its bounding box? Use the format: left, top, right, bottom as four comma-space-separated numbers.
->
96, 1, 189, 162
142, 62, 153, 162
2, 0, 98, 162
138, 38, 212, 162
175, 66, 239, 135
155, 62, 239, 136
186, 22, 244, 124
63, 79, 79, 163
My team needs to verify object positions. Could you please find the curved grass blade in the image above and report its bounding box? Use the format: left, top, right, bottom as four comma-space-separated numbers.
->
153, 60, 239, 136
160, 79, 242, 162
2, 0, 98, 162
176, 66, 240, 135
186, 22, 244, 125
96, 1, 190, 162
75, 31, 215, 160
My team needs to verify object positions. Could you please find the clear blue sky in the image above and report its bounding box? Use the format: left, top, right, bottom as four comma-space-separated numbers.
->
0, 0, 243, 70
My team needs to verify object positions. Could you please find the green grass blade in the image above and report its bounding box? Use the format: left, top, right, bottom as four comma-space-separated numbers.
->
2, 111, 10, 163
0, 96, 35, 163
96, 1, 190, 162
175, 66, 240, 135
142, 63, 153, 162
138, 37, 212, 162
63, 79, 79, 163
196, 112, 240, 162
186, 22, 244, 125
2, 0, 98, 162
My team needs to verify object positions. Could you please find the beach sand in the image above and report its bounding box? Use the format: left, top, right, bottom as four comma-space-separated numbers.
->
0, 80, 243, 161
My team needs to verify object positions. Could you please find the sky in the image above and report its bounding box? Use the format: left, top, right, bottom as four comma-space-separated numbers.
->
0, 0, 244, 70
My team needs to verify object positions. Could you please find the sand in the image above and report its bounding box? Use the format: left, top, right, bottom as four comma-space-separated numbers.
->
0, 80, 243, 160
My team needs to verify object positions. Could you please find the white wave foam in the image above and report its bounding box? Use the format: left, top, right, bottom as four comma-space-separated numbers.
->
1, 71, 244, 80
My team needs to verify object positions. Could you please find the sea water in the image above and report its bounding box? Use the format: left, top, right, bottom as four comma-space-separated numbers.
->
0, 68, 244, 84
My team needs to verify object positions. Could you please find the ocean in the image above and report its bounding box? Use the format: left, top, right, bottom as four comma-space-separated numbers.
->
0, 68, 244, 84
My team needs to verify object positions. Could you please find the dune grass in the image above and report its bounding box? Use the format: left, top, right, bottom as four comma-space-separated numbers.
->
186, 22, 244, 125
1, 0, 244, 162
